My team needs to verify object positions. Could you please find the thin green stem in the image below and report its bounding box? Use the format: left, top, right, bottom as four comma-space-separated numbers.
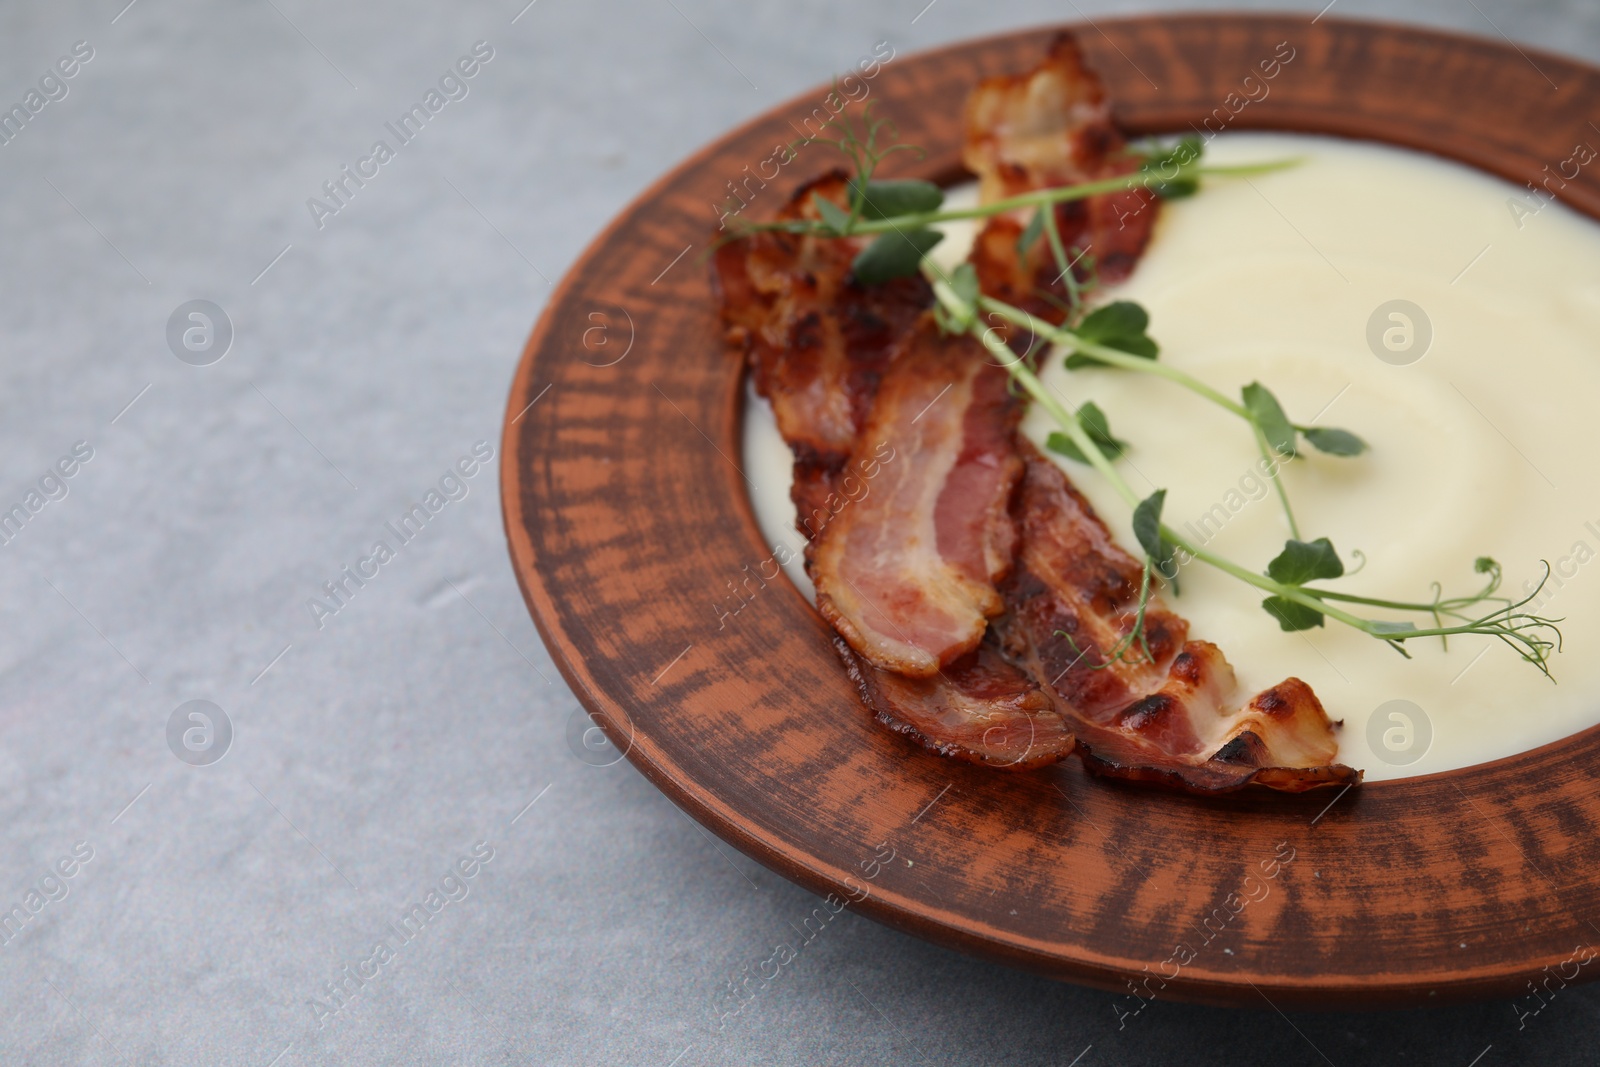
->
937, 272, 1366, 626
1174, 539, 1374, 631
741, 164, 1287, 238
938, 274, 1539, 641
1252, 423, 1301, 539
933, 278, 1139, 508
1040, 201, 1073, 284
1132, 560, 1155, 663
981, 294, 1313, 534
1301, 588, 1492, 612
1192, 158, 1305, 176
978, 297, 1246, 414
925, 204, 1559, 675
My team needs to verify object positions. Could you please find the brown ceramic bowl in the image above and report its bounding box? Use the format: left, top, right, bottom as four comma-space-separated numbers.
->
500, 14, 1600, 1008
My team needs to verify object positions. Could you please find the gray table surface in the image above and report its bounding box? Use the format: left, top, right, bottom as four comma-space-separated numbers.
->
2, 0, 1597, 1063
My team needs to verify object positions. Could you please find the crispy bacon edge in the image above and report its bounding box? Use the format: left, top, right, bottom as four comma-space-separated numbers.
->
962, 32, 1160, 326
993, 442, 1361, 792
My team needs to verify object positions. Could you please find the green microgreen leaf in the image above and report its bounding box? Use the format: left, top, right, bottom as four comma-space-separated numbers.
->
1302, 426, 1368, 456
950, 261, 978, 309
1154, 176, 1200, 199
812, 193, 853, 236
1076, 401, 1127, 460
847, 178, 943, 220
1132, 489, 1166, 561
1261, 596, 1325, 631
1140, 135, 1203, 198
1242, 381, 1298, 459
1080, 301, 1149, 343
1045, 402, 1127, 463
1131, 489, 1179, 591
934, 262, 980, 335
795, 107, 1564, 681
1064, 300, 1160, 368
1266, 537, 1345, 585
851, 228, 944, 284
1017, 207, 1046, 257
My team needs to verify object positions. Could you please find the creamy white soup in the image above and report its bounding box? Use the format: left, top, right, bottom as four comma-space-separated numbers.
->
743, 133, 1600, 781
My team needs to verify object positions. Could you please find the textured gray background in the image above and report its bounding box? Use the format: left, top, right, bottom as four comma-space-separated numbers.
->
0, 0, 1596, 1064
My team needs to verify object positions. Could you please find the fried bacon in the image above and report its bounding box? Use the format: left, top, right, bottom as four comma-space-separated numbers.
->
992, 444, 1359, 792
811, 319, 1022, 676
962, 32, 1119, 202
962, 33, 1159, 321
713, 171, 931, 539
836, 635, 1075, 769
714, 33, 1360, 792
834, 438, 1357, 788
1075, 673, 1363, 793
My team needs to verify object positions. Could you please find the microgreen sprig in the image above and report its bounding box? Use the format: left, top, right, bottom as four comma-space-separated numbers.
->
732, 111, 1297, 285
725, 107, 1562, 679
925, 265, 1564, 678
981, 297, 1367, 539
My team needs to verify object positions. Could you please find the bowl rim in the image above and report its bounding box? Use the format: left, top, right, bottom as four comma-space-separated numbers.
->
501, 12, 1600, 1009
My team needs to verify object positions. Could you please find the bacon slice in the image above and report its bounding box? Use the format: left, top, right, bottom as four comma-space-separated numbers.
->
811, 319, 1022, 677
1077, 671, 1362, 793
991, 443, 1359, 792
713, 170, 931, 540
963, 31, 1119, 201
962, 32, 1159, 323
